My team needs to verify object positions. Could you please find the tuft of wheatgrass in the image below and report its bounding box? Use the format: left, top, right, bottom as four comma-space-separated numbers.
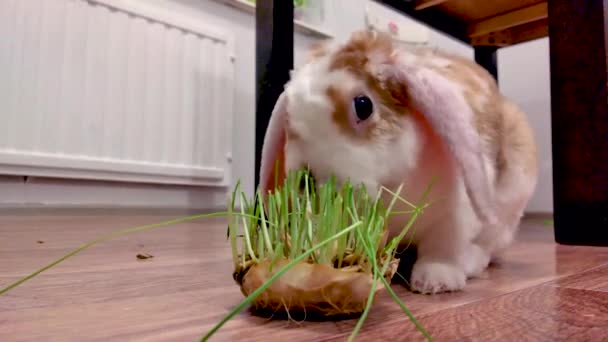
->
212, 169, 434, 342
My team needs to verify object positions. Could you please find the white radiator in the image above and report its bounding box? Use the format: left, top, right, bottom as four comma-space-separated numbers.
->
0, 0, 235, 187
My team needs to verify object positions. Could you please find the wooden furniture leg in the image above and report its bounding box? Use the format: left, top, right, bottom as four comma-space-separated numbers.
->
254, 0, 293, 191
474, 46, 498, 80
548, 0, 608, 246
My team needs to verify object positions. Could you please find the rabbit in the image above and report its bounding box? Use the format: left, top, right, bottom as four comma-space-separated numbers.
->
258, 30, 538, 294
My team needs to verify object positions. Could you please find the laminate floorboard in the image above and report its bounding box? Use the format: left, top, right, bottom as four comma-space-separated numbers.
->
1, 213, 607, 341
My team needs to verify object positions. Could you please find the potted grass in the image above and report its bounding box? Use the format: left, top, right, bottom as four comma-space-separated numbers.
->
204, 169, 432, 341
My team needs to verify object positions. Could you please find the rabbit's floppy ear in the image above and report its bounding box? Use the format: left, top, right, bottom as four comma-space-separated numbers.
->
377, 64, 498, 226
259, 92, 288, 196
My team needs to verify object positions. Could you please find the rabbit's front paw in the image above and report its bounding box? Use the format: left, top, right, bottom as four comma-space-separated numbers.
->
410, 260, 466, 294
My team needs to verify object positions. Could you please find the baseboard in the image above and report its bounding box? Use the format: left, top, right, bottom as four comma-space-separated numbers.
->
0, 205, 227, 217
0, 175, 236, 212
523, 212, 554, 220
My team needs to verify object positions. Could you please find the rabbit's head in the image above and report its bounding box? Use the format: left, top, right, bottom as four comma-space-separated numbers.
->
260, 30, 498, 225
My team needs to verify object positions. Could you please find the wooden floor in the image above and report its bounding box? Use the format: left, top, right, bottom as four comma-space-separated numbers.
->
1, 212, 608, 341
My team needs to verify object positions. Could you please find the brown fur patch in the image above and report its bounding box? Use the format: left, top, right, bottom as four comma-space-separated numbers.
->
498, 100, 539, 178
329, 30, 394, 73
442, 55, 502, 149
327, 30, 415, 118
322, 30, 417, 141
326, 85, 352, 137
306, 39, 333, 63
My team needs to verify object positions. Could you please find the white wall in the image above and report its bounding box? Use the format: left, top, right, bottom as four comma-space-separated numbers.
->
0, 0, 553, 213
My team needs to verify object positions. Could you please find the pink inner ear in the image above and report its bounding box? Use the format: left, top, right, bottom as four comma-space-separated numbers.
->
259, 92, 288, 196
384, 65, 498, 226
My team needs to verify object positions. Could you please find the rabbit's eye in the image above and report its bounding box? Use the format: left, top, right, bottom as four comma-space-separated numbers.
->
353, 95, 373, 121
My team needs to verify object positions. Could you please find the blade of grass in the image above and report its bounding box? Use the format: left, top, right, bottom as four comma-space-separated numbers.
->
228, 181, 241, 268
257, 190, 274, 254
382, 179, 435, 253
227, 179, 241, 237
347, 224, 380, 342
0, 211, 238, 296
380, 275, 433, 341
240, 193, 259, 262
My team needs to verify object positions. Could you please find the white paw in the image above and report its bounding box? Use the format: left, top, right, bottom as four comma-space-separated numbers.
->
410, 261, 466, 294
462, 244, 491, 278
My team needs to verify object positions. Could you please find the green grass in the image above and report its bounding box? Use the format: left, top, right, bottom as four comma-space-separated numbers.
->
229, 170, 399, 276
0, 168, 434, 342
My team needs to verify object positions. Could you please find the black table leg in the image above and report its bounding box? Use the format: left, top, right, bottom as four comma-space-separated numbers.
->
254, 0, 294, 191
548, 0, 608, 246
474, 46, 498, 81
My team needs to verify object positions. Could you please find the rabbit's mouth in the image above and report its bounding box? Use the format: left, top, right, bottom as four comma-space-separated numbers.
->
296, 167, 317, 194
